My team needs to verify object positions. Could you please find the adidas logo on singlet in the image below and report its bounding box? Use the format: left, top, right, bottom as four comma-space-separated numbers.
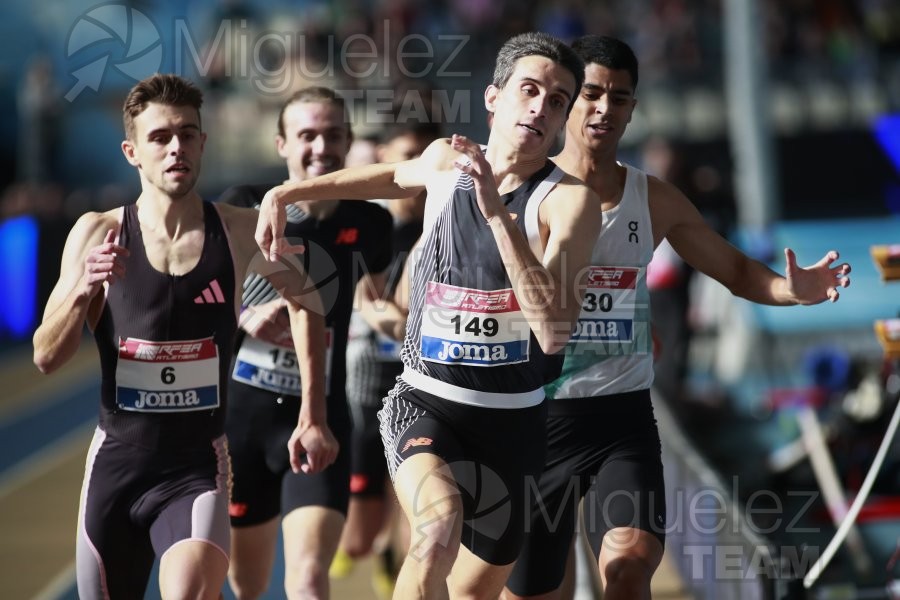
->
194, 279, 226, 304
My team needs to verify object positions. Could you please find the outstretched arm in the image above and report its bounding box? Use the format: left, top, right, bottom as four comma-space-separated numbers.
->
33, 214, 128, 373
654, 178, 851, 305
452, 135, 603, 353
255, 139, 450, 260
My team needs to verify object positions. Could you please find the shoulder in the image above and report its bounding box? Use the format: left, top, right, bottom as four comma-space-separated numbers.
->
57, 208, 123, 264
539, 173, 602, 237
213, 202, 258, 247
70, 208, 121, 244
646, 174, 693, 215
646, 173, 682, 200
216, 183, 272, 207
418, 138, 466, 172
213, 201, 256, 222
545, 172, 600, 211
394, 138, 465, 189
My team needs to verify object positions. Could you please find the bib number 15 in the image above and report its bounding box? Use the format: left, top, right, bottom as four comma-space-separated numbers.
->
269, 348, 297, 369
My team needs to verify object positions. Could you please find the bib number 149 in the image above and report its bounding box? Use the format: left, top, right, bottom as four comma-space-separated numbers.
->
450, 315, 498, 337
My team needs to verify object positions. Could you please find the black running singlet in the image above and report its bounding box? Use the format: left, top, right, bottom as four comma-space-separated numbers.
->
93, 202, 237, 450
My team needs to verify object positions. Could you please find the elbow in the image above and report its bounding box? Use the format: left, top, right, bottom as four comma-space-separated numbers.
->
535, 307, 583, 354
535, 327, 571, 356
32, 332, 61, 375
33, 349, 56, 375
539, 338, 568, 356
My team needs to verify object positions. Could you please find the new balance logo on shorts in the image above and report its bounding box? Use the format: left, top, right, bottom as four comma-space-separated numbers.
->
402, 437, 433, 453
194, 279, 226, 304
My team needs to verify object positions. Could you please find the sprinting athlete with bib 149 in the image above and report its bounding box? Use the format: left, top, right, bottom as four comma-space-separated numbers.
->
254, 31, 604, 600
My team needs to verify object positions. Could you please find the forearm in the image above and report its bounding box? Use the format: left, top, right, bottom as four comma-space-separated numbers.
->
728, 259, 795, 306
287, 302, 327, 426
276, 162, 408, 206
33, 293, 92, 373
488, 215, 575, 353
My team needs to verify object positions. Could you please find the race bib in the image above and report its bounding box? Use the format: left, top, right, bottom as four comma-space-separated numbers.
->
116, 337, 220, 412
232, 329, 334, 396
571, 267, 638, 343
420, 281, 530, 366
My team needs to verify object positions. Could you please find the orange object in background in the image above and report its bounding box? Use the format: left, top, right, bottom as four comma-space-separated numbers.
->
874, 319, 900, 358
870, 245, 900, 281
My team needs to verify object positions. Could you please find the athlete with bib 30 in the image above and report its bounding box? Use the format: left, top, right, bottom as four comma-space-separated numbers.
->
503, 36, 852, 600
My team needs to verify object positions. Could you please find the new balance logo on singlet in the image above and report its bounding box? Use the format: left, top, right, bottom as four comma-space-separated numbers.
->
194, 279, 226, 304
334, 228, 359, 245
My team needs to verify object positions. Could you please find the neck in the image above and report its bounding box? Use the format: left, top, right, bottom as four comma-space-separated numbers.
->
135, 190, 202, 239
484, 136, 548, 195
555, 141, 625, 205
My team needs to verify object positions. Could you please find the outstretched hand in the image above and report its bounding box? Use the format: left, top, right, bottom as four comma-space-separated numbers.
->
288, 422, 339, 475
450, 134, 504, 222
784, 248, 851, 304
255, 186, 306, 262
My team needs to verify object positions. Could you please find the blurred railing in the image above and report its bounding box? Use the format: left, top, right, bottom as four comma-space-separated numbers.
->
654, 390, 799, 600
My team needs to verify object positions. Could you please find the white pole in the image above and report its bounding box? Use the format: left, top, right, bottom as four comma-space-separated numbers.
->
804, 395, 900, 588
796, 405, 872, 576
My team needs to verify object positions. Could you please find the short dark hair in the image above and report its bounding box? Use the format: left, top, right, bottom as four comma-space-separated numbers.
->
570, 35, 639, 92
492, 32, 585, 113
123, 73, 203, 140
277, 86, 350, 138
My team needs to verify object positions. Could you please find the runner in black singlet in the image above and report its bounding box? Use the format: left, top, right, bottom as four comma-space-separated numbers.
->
32, 74, 336, 600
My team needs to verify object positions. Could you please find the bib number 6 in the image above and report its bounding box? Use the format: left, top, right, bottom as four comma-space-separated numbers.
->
160, 366, 176, 384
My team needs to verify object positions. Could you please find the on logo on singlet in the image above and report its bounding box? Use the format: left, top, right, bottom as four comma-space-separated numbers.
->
571, 267, 638, 343
116, 337, 220, 412
420, 281, 530, 366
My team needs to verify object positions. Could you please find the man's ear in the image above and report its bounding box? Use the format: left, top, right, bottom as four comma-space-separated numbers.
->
121, 139, 139, 167
275, 135, 288, 159
484, 84, 499, 113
